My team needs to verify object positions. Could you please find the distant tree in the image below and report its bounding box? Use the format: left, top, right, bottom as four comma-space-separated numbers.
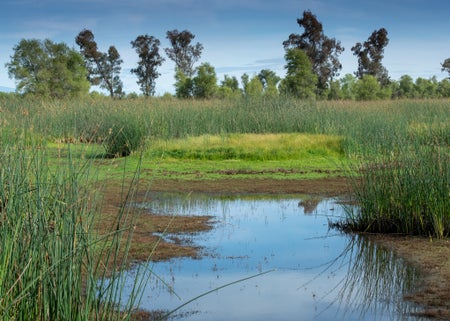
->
397, 75, 415, 98
221, 75, 239, 92
218, 75, 241, 98
414, 77, 438, 98
441, 58, 450, 79
351, 28, 390, 86
327, 79, 342, 100
283, 10, 344, 95
437, 78, 450, 97
245, 76, 264, 98
174, 68, 193, 98
354, 74, 391, 100
6, 38, 89, 98
130, 34, 165, 97
279, 48, 317, 99
193, 63, 217, 99
258, 69, 280, 96
75, 29, 124, 98
339, 74, 357, 100
241, 73, 250, 93
354, 75, 380, 100
165, 29, 203, 77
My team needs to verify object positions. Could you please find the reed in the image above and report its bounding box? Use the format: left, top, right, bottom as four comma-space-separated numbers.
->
0, 132, 149, 320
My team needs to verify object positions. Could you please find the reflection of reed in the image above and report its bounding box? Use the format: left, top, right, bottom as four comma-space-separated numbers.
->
311, 235, 423, 320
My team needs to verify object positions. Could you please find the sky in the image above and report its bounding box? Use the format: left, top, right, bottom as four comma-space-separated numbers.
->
1, 0, 450, 95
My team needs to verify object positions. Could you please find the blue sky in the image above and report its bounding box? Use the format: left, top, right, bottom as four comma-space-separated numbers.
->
1, 0, 449, 94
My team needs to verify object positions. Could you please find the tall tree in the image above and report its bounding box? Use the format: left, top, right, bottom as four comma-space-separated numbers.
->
442, 58, 450, 79
165, 29, 203, 77
6, 39, 89, 98
75, 29, 124, 98
351, 28, 390, 86
130, 34, 165, 96
283, 10, 344, 94
193, 62, 217, 99
258, 69, 280, 96
280, 48, 317, 99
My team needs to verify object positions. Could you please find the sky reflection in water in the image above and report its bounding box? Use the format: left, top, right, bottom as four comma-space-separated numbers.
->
119, 193, 427, 321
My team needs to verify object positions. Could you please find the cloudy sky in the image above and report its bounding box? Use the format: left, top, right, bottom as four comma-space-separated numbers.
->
1, 0, 449, 94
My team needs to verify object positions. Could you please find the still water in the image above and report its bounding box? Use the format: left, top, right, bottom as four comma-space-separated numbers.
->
113, 192, 427, 321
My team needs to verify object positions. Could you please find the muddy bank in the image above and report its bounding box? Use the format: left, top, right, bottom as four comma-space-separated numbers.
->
146, 177, 353, 196
371, 235, 450, 320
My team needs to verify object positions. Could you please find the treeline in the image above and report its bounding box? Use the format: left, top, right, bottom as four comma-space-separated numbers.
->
4, 10, 450, 100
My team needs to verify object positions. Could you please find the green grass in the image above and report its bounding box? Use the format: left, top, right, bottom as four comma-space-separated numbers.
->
0, 138, 152, 321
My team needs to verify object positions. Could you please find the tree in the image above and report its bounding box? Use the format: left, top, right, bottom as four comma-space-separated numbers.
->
280, 48, 317, 99
339, 74, 357, 100
258, 69, 280, 96
218, 75, 241, 99
165, 29, 203, 77
353, 74, 391, 100
130, 34, 165, 97
442, 58, 450, 79
245, 76, 264, 98
6, 39, 89, 98
283, 10, 344, 94
75, 29, 124, 98
193, 63, 218, 99
174, 69, 193, 98
351, 28, 390, 86
397, 75, 415, 98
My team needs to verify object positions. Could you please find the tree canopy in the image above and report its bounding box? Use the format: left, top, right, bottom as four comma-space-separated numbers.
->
165, 29, 203, 78
75, 29, 124, 98
352, 28, 390, 86
280, 48, 317, 99
442, 58, 450, 79
6, 39, 90, 98
130, 34, 165, 96
283, 10, 344, 95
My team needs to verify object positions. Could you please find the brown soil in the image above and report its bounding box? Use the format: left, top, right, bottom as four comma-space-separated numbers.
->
97, 177, 450, 319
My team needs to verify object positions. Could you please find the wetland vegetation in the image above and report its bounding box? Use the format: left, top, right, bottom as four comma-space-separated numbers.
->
0, 95, 449, 320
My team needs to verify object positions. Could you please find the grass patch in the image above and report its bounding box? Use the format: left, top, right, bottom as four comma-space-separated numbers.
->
146, 133, 344, 161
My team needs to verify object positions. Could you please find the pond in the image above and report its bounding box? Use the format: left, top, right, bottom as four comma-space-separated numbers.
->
108, 192, 428, 321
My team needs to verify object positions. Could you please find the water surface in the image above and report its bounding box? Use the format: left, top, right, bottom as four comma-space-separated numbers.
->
117, 192, 427, 321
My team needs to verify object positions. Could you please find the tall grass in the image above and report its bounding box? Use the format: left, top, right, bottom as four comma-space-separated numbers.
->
0, 132, 150, 320
1, 95, 449, 237
345, 143, 449, 238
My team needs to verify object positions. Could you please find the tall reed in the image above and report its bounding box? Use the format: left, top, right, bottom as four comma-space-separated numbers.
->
0, 132, 149, 320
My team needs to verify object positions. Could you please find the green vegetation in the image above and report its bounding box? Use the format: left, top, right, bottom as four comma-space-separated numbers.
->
0, 138, 151, 320
0, 95, 449, 320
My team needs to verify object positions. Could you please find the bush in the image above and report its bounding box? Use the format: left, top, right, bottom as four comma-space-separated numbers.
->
102, 114, 148, 158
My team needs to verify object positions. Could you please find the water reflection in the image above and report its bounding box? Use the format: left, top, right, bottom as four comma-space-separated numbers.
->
111, 193, 427, 321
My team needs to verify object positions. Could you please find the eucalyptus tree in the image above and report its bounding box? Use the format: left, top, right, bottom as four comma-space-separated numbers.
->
130, 34, 165, 96
442, 58, 450, 79
75, 29, 124, 98
351, 28, 390, 86
165, 29, 203, 78
283, 10, 344, 95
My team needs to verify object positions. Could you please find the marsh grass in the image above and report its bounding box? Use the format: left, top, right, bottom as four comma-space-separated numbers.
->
146, 133, 344, 161
0, 134, 152, 320
345, 144, 449, 238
